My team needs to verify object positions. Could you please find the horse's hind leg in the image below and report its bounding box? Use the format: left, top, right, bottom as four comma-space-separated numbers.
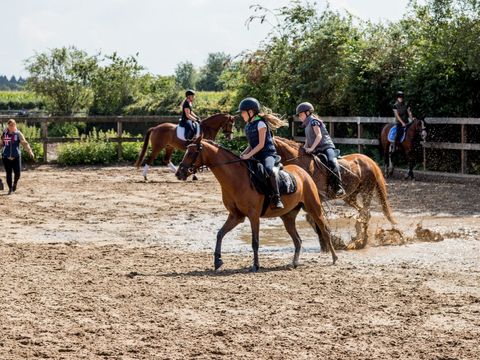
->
304, 212, 327, 253
143, 145, 163, 180
280, 207, 302, 268
304, 201, 338, 264
347, 191, 373, 250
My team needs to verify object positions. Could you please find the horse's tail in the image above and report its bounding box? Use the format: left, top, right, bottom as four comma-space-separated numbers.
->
371, 159, 397, 225
135, 128, 152, 168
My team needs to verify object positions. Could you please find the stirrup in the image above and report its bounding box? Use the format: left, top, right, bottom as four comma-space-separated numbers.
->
270, 196, 284, 209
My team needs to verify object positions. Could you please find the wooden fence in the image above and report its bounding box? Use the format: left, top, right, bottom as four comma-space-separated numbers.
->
1, 115, 479, 174
290, 117, 480, 174
0, 115, 178, 162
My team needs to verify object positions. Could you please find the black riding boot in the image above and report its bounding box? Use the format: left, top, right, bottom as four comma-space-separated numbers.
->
331, 167, 346, 197
268, 172, 284, 209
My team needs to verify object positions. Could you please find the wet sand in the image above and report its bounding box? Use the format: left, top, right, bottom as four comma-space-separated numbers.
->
1, 165, 479, 359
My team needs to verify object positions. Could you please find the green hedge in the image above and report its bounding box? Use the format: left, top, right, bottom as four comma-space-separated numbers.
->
56, 128, 248, 166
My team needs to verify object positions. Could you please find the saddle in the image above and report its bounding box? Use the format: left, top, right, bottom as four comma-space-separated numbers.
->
311, 149, 342, 193
246, 156, 297, 215
176, 121, 201, 141
388, 122, 412, 143
312, 149, 341, 166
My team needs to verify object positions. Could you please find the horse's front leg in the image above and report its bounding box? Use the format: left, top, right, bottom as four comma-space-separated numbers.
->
383, 146, 393, 178
214, 213, 244, 270
248, 215, 261, 272
406, 151, 415, 180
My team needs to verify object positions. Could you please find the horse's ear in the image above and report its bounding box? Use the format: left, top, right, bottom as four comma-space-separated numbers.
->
196, 134, 203, 144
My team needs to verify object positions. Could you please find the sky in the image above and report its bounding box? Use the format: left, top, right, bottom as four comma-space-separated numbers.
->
1, 0, 414, 77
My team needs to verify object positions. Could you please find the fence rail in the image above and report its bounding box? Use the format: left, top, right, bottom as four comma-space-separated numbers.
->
0, 115, 179, 162
290, 117, 480, 174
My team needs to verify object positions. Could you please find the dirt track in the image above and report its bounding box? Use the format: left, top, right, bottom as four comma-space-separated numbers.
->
1, 165, 479, 359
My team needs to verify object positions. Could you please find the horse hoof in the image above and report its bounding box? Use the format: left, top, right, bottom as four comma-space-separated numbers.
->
192, 175, 198, 181
332, 255, 338, 265
143, 176, 148, 181
250, 265, 259, 273
214, 258, 223, 271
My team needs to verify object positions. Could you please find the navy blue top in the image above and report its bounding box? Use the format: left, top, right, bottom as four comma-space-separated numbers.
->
2, 130, 22, 158
244, 116, 277, 161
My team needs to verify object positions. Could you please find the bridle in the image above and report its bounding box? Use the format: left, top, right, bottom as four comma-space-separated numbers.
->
177, 142, 246, 177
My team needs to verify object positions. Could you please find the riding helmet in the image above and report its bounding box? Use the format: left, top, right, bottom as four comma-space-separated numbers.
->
185, 89, 196, 97
295, 102, 314, 115
237, 97, 261, 113
396, 91, 405, 98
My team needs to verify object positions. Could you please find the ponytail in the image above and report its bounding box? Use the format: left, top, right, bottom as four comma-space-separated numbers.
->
258, 107, 287, 130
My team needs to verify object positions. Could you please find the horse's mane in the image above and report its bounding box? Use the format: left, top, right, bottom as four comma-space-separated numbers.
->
203, 139, 241, 159
201, 113, 230, 123
275, 136, 302, 149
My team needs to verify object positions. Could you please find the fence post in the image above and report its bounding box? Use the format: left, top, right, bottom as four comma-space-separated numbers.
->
41, 121, 48, 163
357, 118, 363, 153
117, 120, 123, 160
461, 124, 467, 174
329, 121, 335, 138
289, 118, 295, 139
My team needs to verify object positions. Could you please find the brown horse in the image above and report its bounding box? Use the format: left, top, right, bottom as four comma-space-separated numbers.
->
175, 138, 338, 272
135, 113, 236, 179
380, 118, 427, 180
274, 137, 396, 250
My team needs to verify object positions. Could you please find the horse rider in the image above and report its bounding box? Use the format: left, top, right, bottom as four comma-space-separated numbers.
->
238, 97, 286, 209
180, 89, 200, 141
295, 102, 345, 197
392, 91, 414, 151
1, 119, 34, 195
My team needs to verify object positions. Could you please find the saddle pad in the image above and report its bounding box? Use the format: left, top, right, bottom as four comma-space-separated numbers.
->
388, 126, 407, 143
176, 122, 201, 141
246, 160, 297, 196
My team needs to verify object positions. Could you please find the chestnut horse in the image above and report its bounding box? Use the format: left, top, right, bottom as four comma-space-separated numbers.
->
135, 113, 235, 179
380, 118, 427, 180
175, 138, 338, 272
274, 137, 396, 250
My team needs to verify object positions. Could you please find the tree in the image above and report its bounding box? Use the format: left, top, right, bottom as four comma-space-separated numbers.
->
25, 46, 97, 115
89, 52, 143, 115
197, 52, 231, 91
174, 61, 198, 89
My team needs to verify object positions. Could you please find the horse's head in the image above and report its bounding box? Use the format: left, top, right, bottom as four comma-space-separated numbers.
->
201, 113, 235, 141
221, 114, 235, 140
413, 118, 427, 142
176, 137, 204, 181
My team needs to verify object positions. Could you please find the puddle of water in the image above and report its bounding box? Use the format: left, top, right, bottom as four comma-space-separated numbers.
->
236, 211, 480, 250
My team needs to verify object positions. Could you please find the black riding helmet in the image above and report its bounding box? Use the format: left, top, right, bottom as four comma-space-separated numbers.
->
237, 97, 261, 113
396, 91, 405, 98
185, 89, 196, 97
295, 102, 314, 115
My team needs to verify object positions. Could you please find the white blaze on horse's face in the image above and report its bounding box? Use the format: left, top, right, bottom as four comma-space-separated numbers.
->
420, 121, 427, 141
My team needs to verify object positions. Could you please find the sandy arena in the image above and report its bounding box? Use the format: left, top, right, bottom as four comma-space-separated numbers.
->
1, 165, 479, 359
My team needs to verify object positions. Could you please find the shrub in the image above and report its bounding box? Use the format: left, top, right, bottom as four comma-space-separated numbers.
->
57, 128, 117, 165
48, 122, 85, 138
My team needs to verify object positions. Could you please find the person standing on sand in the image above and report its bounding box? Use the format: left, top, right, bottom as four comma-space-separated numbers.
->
0, 119, 34, 195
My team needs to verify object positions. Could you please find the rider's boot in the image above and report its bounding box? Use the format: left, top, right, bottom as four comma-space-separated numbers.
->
268, 172, 284, 209
332, 167, 346, 197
